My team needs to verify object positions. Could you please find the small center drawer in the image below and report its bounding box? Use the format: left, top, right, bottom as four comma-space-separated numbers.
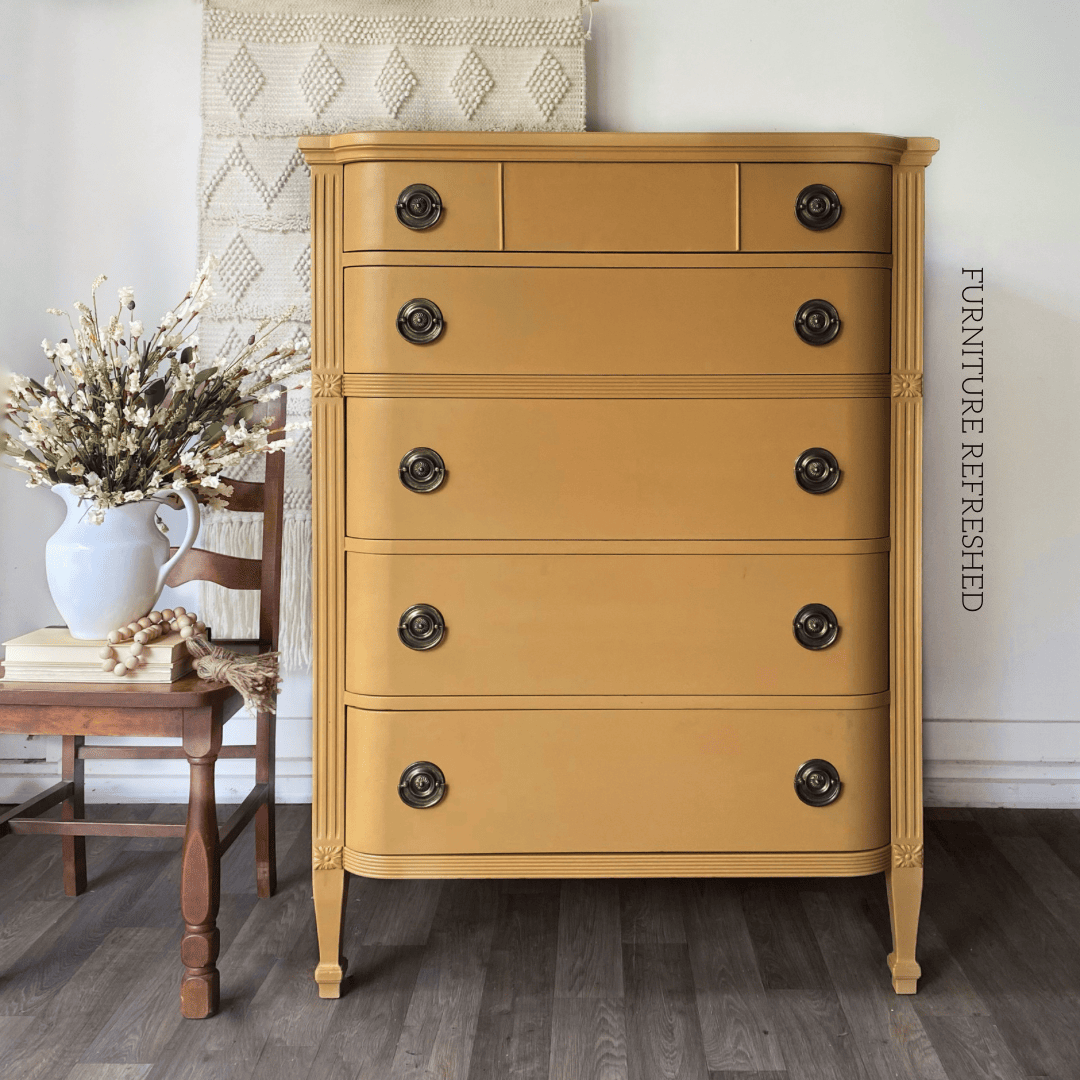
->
344, 552, 889, 698
503, 162, 738, 251
344, 706, 890, 855
346, 397, 890, 541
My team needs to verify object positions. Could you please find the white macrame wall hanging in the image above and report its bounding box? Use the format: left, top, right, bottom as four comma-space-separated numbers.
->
198, 0, 589, 669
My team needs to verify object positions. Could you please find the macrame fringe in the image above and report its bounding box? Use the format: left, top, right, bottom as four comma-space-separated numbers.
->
197, 510, 312, 671
186, 635, 280, 716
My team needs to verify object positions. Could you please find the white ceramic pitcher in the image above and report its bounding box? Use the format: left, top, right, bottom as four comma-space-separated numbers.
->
45, 484, 201, 639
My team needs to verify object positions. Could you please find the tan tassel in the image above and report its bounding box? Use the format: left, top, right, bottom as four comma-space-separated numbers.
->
185, 635, 280, 716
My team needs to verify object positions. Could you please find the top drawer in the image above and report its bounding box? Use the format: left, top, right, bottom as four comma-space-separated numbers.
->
503, 163, 738, 252
344, 162, 502, 251
741, 163, 892, 253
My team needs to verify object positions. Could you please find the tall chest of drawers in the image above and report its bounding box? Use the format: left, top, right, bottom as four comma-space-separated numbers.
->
299, 132, 938, 997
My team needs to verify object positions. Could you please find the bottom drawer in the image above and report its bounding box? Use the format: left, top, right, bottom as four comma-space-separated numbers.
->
344, 706, 889, 856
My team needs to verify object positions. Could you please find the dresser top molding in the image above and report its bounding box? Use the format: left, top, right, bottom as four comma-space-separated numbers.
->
298, 131, 939, 166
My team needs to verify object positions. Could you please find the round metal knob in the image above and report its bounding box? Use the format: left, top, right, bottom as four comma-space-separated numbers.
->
398, 604, 445, 650
793, 603, 839, 650
795, 448, 841, 494
397, 298, 444, 344
399, 761, 446, 808
396, 184, 442, 230
794, 300, 841, 346
399, 447, 446, 493
795, 184, 842, 231
794, 759, 842, 806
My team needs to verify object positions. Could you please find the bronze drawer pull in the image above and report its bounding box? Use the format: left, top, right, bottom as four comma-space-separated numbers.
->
398, 604, 445, 650
397, 298, 444, 344
794, 299, 841, 345
399, 448, 446, 493
794, 759, 842, 806
793, 603, 839, 650
396, 183, 442, 230
398, 761, 446, 808
795, 183, 842, 230
794, 447, 841, 494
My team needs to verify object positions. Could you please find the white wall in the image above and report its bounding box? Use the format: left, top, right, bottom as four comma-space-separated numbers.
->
2, 0, 1077, 805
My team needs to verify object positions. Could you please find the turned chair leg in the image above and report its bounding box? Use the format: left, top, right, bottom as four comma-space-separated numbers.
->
255, 708, 276, 898
313, 864, 349, 998
180, 708, 223, 1019
61, 735, 87, 896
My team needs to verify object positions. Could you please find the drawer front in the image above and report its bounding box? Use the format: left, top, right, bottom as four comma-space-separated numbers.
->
345, 552, 888, 697
741, 164, 892, 253
503, 163, 738, 251
344, 162, 502, 251
346, 397, 890, 541
343, 266, 891, 375
344, 706, 890, 854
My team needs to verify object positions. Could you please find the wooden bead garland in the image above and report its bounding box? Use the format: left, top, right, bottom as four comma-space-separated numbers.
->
100, 607, 207, 677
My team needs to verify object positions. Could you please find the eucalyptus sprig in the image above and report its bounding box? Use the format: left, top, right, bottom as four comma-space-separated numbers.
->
2, 257, 310, 523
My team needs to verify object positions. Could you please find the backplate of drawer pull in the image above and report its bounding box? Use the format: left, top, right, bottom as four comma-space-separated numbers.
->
795, 183, 842, 231
794, 299, 841, 345
399, 447, 446, 493
397, 298, 443, 344
794, 447, 841, 494
793, 603, 839, 650
398, 604, 445, 650
794, 759, 842, 806
396, 183, 442, 230
398, 761, 447, 808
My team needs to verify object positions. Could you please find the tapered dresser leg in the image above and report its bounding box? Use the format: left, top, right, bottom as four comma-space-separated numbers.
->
313, 864, 349, 998
180, 708, 222, 1019
886, 862, 923, 994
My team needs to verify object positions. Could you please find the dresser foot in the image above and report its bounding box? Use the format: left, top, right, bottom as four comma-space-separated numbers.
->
313, 863, 350, 999
885, 861, 923, 994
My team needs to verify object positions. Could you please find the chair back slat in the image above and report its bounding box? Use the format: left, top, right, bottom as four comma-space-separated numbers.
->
220, 479, 264, 513
164, 549, 262, 591
163, 390, 287, 652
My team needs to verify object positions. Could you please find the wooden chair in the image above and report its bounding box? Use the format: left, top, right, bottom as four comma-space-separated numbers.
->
0, 394, 285, 1019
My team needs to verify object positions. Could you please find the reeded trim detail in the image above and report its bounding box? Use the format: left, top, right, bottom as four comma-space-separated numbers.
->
342, 251, 893, 269
891, 371, 923, 398
313, 844, 344, 871
343, 537, 891, 556
892, 842, 924, 868
343, 689, 891, 712
341, 373, 892, 400
342, 845, 891, 879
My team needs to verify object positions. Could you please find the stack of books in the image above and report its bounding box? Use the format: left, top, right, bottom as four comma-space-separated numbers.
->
1, 626, 195, 683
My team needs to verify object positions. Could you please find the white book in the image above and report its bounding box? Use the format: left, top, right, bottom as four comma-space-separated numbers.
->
1, 658, 193, 684
2, 626, 195, 665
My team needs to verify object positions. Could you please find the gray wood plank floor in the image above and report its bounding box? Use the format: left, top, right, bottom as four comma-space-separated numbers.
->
0, 805, 1077, 1080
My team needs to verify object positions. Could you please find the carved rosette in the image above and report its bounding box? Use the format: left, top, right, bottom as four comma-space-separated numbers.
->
313, 844, 344, 871
313, 371, 343, 398
891, 370, 923, 398
892, 842, 924, 869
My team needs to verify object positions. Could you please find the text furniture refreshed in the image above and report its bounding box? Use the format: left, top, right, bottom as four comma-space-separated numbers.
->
299, 132, 937, 997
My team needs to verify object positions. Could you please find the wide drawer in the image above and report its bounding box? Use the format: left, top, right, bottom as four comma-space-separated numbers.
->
344, 161, 501, 251
344, 706, 890, 854
344, 552, 889, 697
343, 266, 891, 375
741, 164, 892, 253
345, 397, 890, 540
503, 162, 738, 251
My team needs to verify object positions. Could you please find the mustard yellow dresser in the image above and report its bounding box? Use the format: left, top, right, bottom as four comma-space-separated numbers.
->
299, 132, 938, 997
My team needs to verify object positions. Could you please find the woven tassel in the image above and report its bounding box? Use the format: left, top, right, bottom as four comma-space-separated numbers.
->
186, 635, 280, 716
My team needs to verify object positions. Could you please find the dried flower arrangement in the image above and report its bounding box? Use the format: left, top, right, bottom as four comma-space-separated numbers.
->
0, 257, 310, 524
